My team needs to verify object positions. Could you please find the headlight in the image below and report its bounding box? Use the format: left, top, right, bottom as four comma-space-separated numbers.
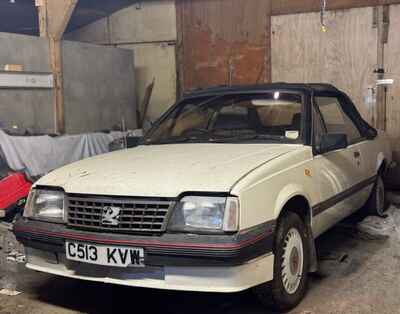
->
24, 189, 65, 222
168, 196, 239, 233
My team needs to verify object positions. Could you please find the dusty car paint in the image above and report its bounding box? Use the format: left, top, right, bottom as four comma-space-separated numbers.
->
35, 143, 301, 198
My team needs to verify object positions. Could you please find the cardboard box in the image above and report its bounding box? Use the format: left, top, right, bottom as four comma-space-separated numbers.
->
4, 64, 24, 72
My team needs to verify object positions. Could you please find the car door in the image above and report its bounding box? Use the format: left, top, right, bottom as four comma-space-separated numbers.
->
339, 95, 379, 203
312, 95, 367, 236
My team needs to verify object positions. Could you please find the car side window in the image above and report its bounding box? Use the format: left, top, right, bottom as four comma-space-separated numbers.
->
314, 96, 362, 143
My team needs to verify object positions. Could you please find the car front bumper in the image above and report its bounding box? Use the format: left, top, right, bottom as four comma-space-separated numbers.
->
25, 247, 274, 293
14, 218, 276, 292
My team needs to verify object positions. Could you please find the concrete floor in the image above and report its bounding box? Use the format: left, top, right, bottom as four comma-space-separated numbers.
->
2, 207, 400, 314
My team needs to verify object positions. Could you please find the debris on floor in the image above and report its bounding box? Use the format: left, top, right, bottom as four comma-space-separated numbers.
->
357, 206, 400, 239
6, 250, 25, 264
316, 251, 352, 278
357, 216, 393, 238
0, 288, 21, 296
315, 206, 400, 279
0, 222, 25, 262
0, 222, 24, 295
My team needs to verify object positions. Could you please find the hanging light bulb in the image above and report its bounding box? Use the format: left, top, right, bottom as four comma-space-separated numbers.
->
320, 0, 327, 32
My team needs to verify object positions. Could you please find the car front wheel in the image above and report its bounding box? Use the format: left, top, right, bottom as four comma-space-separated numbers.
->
254, 211, 309, 312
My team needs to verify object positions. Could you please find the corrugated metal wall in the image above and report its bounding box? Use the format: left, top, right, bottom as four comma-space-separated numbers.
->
176, 0, 271, 93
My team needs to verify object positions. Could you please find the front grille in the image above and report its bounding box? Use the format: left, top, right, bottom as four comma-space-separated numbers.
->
66, 195, 174, 234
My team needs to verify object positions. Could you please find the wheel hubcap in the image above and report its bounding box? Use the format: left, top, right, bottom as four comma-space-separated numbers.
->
282, 228, 304, 295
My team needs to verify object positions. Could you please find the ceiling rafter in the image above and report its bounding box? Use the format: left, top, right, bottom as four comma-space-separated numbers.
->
0, 0, 137, 36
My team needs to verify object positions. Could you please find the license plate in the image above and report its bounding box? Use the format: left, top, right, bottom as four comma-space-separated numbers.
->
66, 242, 144, 268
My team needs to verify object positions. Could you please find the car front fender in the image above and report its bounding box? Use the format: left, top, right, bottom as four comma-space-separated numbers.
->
274, 183, 313, 219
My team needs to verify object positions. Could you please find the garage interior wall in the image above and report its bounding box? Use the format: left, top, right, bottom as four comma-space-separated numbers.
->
65, 1, 177, 123
62, 40, 137, 134
271, 4, 400, 161
272, 7, 377, 122
0, 32, 53, 133
64, 0, 400, 155
0, 32, 136, 134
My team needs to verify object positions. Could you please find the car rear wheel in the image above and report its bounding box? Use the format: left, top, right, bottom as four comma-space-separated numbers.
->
366, 174, 389, 217
254, 211, 309, 312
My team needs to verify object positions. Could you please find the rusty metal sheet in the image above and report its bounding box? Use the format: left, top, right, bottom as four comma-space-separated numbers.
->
176, 0, 271, 93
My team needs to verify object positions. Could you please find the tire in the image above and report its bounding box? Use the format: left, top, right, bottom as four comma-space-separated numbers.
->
366, 174, 390, 217
254, 211, 309, 312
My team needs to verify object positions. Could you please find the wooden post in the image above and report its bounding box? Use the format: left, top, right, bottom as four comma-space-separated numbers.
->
266, 0, 272, 83
36, 0, 78, 134
45, 0, 78, 42
49, 39, 65, 134
36, 0, 48, 37
375, 5, 390, 131
175, 0, 185, 96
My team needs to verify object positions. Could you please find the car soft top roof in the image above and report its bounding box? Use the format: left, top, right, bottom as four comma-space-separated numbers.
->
180, 82, 377, 143
183, 83, 340, 98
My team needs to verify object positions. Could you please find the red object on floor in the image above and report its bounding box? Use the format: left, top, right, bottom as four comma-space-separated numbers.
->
0, 172, 32, 210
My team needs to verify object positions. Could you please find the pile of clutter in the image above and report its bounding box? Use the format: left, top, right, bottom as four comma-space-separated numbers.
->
357, 205, 400, 239
0, 158, 31, 222
0, 129, 143, 220
0, 222, 24, 296
2, 223, 25, 264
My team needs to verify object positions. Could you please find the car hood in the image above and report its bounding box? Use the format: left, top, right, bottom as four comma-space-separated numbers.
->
36, 143, 301, 197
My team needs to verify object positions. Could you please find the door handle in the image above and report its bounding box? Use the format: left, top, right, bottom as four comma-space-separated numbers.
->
354, 151, 361, 159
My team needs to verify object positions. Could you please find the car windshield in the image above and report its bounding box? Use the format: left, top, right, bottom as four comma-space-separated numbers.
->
145, 92, 304, 145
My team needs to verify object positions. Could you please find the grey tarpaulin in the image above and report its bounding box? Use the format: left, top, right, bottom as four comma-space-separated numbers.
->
0, 130, 125, 177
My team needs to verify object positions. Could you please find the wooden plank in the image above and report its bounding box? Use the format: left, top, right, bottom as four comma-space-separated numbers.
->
175, 0, 185, 97
4, 64, 23, 72
376, 6, 386, 130
140, 78, 156, 127
271, 0, 400, 16
36, 0, 78, 134
265, 1, 272, 83
46, 0, 78, 40
384, 4, 400, 159
49, 38, 65, 134
271, 7, 377, 123
36, 0, 48, 37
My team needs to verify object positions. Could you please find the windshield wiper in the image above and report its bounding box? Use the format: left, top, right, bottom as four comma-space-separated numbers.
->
146, 131, 286, 145
145, 135, 209, 145
210, 133, 284, 143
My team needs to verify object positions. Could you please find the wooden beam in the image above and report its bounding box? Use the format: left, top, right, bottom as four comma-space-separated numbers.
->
375, 5, 390, 131
46, 0, 78, 41
35, 0, 48, 37
265, 0, 272, 83
175, 0, 186, 97
49, 39, 65, 134
36, 0, 78, 134
271, 0, 400, 16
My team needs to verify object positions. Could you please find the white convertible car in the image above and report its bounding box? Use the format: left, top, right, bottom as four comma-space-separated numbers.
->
14, 84, 392, 311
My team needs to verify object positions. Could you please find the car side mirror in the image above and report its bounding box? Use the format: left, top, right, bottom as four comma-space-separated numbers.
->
319, 133, 348, 154
366, 128, 378, 140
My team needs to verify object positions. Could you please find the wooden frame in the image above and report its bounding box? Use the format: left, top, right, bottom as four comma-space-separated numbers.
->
36, 0, 78, 134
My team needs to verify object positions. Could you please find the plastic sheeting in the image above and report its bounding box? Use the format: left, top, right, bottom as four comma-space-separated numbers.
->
0, 130, 125, 177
